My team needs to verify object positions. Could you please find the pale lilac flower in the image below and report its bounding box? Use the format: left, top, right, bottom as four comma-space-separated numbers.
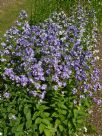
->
41, 84, 47, 90
9, 115, 16, 120
20, 75, 28, 86
54, 85, 58, 91
3, 92, 10, 98
72, 88, 77, 94
29, 91, 37, 97
40, 91, 46, 100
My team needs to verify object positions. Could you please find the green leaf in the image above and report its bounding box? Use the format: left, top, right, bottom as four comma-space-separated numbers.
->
26, 111, 31, 120
36, 105, 49, 111
32, 111, 41, 120
35, 117, 42, 124
55, 119, 61, 125
26, 120, 32, 129
41, 112, 50, 118
44, 129, 52, 136
42, 118, 51, 125
77, 119, 83, 124
63, 120, 67, 125
58, 109, 67, 115
84, 99, 91, 108
73, 109, 78, 119
15, 132, 23, 136
24, 105, 31, 121
16, 124, 23, 132
72, 118, 77, 127
60, 104, 67, 110
52, 112, 58, 117
59, 125, 64, 132
39, 123, 45, 134
4, 127, 8, 136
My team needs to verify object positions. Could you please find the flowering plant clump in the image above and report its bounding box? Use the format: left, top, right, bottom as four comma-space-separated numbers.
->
0, 5, 101, 136
1, 9, 101, 102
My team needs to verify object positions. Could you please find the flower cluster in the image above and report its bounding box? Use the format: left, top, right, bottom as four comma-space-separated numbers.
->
0, 8, 101, 102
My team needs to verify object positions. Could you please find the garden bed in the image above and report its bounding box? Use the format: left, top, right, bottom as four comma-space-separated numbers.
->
0, 1, 102, 136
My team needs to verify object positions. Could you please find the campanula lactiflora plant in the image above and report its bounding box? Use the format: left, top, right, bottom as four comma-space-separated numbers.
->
0, 4, 101, 136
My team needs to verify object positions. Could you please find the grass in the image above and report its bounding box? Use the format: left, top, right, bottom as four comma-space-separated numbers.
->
0, 0, 32, 36
30, 0, 58, 25
0, 0, 77, 36
30, 0, 77, 25
1, 0, 102, 37
0, 0, 59, 36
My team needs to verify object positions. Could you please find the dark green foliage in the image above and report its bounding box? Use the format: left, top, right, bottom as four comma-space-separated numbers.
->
0, 81, 92, 136
30, 0, 57, 25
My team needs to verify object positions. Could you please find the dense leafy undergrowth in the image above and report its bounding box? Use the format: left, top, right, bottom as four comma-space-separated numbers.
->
0, 3, 102, 136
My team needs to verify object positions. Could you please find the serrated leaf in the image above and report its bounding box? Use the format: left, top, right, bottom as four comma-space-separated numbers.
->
52, 112, 58, 117
77, 119, 83, 124
73, 109, 78, 119
41, 112, 50, 118
58, 109, 67, 115
62, 110, 67, 115
72, 118, 77, 127
39, 123, 45, 134
44, 129, 52, 136
35, 117, 42, 124
32, 111, 41, 120
15, 132, 23, 136
55, 119, 61, 125
26, 111, 31, 120
37, 105, 49, 110
24, 105, 29, 115
16, 124, 23, 132
26, 120, 32, 129
60, 104, 67, 110
59, 125, 64, 132
42, 119, 51, 126
24, 105, 31, 121
50, 103, 56, 107
63, 120, 67, 125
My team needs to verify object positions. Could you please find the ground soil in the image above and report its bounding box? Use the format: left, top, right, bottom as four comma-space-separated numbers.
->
89, 33, 102, 136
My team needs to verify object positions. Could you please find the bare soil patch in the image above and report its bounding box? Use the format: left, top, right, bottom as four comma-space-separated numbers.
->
87, 33, 102, 136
